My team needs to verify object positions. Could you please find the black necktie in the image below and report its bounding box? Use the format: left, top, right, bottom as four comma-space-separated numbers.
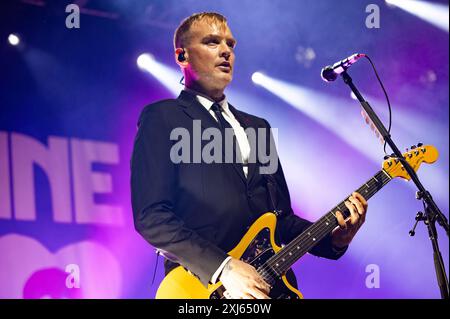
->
210, 103, 232, 130
210, 102, 243, 167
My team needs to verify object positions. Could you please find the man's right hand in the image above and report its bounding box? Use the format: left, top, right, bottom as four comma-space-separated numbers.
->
219, 258, 271, 299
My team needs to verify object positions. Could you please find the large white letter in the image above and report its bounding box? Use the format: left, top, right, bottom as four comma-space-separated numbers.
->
11, 133, 71, 222
71, 138, 122, 225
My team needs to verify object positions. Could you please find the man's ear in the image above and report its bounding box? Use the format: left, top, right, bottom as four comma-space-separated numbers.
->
175, 48, 188, 67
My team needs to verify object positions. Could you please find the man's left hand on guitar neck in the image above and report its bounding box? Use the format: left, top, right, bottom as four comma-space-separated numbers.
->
331, 192, 369, 249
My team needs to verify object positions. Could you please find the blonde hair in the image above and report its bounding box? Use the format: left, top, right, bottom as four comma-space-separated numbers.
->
173, 12, 228, 49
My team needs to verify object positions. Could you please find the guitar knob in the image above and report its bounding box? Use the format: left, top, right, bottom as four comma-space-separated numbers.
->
417, 143, 423, 147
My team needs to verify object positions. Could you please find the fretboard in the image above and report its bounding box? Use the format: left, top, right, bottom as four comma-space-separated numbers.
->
260, 169, 392, 278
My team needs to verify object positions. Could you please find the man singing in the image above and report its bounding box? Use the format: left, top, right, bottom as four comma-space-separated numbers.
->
131, 12, 368, 299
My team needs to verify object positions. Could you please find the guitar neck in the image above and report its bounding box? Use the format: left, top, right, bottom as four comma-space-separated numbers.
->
264, 169, 392, 277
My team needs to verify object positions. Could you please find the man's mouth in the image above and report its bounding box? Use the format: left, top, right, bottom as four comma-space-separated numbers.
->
217, 61, 231, 72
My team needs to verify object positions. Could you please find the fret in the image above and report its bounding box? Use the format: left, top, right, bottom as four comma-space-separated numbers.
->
381, 169, 392, 180
364, 183, 370, 194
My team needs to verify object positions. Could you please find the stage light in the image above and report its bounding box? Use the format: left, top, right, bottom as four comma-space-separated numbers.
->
8, 33, 20, 46
385, 0, 448, 32
136, 53, 183, 96
137, 53, 154, 69
251, 72, 265, 85
385, 0, 396, 9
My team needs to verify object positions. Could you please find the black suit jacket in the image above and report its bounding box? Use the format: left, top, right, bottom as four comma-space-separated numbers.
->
131, 90, 346, 286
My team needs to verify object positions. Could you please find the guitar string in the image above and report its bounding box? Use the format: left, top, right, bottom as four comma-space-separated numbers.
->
215, 179, 381, 295
221, 182, 381, 296
259, 174, 390, 281
260, 173, 390, 279
268, 177, 388, 270
265, 171, 391, 270
257, 217, 337, 284
256, 173, 391, 282
257, 182, 383, 284
216, 170, 391, 289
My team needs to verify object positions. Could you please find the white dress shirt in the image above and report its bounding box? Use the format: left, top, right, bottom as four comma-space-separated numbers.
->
187, 89, 249, 283
190, 90, 251, 178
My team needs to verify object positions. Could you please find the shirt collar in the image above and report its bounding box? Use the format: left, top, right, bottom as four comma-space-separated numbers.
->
184, 88, 231, 115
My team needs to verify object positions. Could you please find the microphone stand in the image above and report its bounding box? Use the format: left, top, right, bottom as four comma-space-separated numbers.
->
340, 70, 449, 299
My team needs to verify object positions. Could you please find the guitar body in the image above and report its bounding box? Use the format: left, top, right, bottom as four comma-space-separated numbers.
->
156, 213, 303, 299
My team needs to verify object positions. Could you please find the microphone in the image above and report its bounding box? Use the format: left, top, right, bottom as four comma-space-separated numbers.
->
321, 53, 366, 82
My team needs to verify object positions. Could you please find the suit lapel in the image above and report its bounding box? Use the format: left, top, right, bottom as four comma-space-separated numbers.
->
177, 90, 220, 130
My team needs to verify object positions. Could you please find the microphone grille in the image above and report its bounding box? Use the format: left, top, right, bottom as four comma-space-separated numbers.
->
321, 66, 338, 82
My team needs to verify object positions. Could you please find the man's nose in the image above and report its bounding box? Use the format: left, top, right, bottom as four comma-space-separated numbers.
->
219, 42, 232, 59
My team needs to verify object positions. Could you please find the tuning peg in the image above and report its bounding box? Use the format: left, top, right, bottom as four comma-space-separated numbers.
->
417, 143, 423, 147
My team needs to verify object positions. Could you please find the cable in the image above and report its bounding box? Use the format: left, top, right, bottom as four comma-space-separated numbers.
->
363, 55, 393, 155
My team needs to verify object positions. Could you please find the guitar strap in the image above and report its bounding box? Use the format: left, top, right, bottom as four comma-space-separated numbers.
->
265, 173, 284, 217
151, 249, 160, 286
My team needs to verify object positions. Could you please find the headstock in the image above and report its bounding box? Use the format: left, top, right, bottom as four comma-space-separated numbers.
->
383, 144, 439, 180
